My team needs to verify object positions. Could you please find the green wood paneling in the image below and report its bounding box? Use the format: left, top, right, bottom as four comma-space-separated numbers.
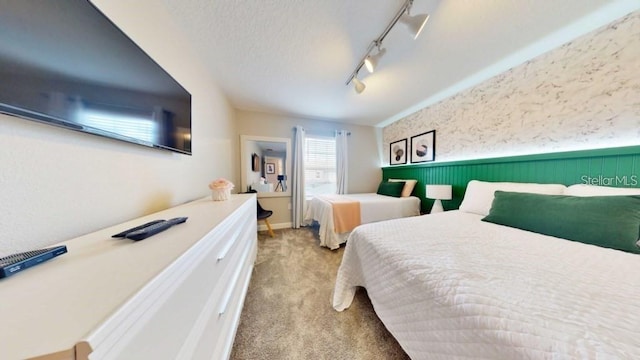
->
383, 146, 640, 213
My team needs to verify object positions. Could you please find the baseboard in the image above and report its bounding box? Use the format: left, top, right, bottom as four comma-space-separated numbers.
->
258, 222, 291, 231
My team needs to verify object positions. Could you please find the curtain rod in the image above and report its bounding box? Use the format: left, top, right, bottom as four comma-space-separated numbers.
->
292, 127, 351, 136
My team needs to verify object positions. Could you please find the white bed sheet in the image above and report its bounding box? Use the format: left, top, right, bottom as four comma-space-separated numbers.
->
304, 193, 420, 250
333, 210, 640, 359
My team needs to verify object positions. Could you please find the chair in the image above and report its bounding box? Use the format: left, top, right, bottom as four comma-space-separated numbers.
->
247, 190, 275, 237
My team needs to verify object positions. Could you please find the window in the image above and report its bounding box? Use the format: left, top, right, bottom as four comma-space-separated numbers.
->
78, 103, 157, 144
304, 135, 336, 197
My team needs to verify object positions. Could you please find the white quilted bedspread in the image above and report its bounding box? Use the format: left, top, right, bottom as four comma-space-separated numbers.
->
333, 211, 640, 359
305, 193, 420, 250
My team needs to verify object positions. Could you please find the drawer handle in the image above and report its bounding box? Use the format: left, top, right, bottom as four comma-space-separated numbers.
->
219, 241, 251, 316
217, 227, 243, 261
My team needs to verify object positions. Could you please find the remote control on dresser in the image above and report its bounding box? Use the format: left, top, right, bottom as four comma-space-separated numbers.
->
125, 217, 188, 241
111, 220, 165, 238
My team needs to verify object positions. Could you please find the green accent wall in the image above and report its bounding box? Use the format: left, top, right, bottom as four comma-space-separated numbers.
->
382, 146, 640, 213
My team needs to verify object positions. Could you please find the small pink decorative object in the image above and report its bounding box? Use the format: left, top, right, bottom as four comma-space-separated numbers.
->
208, 178, 234, 201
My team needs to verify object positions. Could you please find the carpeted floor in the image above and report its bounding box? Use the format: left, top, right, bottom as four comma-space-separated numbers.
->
230, 227, 409, 360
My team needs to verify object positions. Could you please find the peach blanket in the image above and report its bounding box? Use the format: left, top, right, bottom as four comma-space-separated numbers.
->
323, 195, 361, 233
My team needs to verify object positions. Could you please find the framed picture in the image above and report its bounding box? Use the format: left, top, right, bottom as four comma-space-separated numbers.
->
251, 153, 260, 172
266, 163, 276, 174
410, 130, 435, 163
389, 139, 407, 165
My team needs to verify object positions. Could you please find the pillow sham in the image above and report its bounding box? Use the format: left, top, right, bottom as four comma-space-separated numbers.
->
388, 179, 417, 197
459, 180, 567, 216
565, 184, 640, 197
376, 181, 405, 198
482, 191, 640, 254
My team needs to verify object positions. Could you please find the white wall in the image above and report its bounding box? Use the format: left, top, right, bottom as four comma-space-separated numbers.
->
383, 11, 640, 164
0, 0, 236, 256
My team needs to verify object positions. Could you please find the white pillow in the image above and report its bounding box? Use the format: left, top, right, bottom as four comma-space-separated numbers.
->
565, 184, 640, 197
459, 180, 567, 216
388, 179, 417, 197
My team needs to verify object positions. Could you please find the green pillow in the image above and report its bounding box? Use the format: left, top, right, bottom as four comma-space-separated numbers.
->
377, 181, 405, 198
482, 191, 640, 254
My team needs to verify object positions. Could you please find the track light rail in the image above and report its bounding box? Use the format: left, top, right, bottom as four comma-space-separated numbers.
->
345, 0, 416, 86
345, 0, 429, 94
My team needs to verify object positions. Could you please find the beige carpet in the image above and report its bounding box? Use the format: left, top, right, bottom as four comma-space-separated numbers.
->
230, 227, 409, 360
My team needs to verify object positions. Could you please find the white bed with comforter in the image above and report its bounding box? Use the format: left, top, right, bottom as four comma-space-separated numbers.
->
304, 193, 420, 249
333, 182, 640, 359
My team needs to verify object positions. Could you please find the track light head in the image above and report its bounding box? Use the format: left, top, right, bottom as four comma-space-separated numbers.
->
352, 77, 366, 94
400, 12, 430, 39
364, 47, 386, 73
364, 56, 375, 73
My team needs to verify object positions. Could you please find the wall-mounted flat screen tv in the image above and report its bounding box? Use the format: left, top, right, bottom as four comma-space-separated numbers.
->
0, 0, 192, 155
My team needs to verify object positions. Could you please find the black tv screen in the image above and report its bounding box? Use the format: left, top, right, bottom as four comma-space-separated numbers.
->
0, 0, 192, 155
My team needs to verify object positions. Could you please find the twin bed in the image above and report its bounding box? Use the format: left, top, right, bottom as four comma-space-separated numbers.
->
304, 179, 420, 249
332, 180, 640, 359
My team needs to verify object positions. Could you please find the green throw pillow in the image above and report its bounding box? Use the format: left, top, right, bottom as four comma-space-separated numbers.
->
377, 181, 405, 198
482, 191, 640, 254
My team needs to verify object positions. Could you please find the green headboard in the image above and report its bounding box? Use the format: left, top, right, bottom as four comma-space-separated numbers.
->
382, 146, 640, 213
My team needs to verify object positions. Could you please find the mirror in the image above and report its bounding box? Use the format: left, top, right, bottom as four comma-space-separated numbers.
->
240, 135, 292, 198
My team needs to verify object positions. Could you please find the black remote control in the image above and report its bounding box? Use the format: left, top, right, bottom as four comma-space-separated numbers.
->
112, 220, 165, 238
125, 217, 188, 241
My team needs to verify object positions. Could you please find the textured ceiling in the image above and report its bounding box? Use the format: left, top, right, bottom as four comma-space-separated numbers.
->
164, 0, 639, 127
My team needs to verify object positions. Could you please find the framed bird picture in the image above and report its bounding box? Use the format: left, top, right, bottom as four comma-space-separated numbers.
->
390, 138, 407, 165
410, 130, 435, 163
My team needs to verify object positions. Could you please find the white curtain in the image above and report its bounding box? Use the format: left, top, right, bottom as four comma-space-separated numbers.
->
336, 130, 349, 194
292, 126, 306, 228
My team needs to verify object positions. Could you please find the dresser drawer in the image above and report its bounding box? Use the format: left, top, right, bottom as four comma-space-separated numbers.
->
189, 229, 257, 359
85, 197, 257, 360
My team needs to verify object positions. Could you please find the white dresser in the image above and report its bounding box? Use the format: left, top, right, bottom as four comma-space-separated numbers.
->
0, 194, 257, 360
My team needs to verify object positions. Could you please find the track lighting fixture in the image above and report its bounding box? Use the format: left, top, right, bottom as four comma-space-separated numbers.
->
400, 12, 430, 39
352, 77, 366, 94
345, 0, 429, 94
364, 44, 386, 73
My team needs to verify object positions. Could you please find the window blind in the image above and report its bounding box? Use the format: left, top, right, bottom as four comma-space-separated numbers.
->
305, 135, 336, 196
